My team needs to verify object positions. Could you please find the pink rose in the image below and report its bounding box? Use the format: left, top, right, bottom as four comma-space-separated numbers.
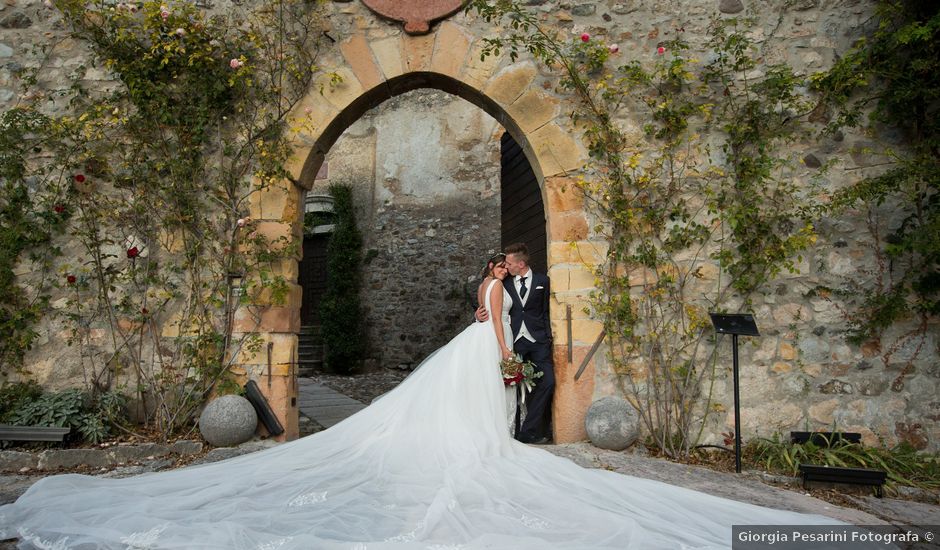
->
580, 33, 590, 42
608, 44, 619, 54
229, 58, 243, 69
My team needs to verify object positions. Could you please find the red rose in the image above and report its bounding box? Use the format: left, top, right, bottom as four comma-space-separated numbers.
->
126, 246, 140, 258
53, 205, 65, 213
66, 274, 76, 284
580, 33, 590, 42
141, 308, 149, 315
74, 174, 86, 183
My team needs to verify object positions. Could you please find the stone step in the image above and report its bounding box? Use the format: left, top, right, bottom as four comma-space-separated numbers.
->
299, 325, 322, 337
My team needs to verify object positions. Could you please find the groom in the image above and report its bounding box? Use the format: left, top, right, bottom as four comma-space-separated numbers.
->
479, 242, 555, 444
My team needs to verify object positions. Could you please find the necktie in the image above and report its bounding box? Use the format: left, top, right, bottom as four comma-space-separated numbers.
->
519, 276, 527, 299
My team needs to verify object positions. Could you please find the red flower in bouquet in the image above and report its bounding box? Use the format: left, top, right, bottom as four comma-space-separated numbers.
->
504, 371, 524, 386
500, 354, 543, 390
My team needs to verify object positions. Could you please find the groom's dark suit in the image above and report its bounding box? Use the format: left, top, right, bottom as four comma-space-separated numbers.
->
504, 271, 554, 443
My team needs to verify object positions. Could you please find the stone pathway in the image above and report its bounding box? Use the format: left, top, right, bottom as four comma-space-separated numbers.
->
297, 377, 367, 429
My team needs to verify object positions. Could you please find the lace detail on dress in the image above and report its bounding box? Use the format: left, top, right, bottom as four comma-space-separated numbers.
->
17, 529, 70, 550
520, 514, 550, 530
384, 521, 425, 542
121, 523, 168, 548
287, 490, 328, 507
505, 384, 518, 436
256, 537, 294, 550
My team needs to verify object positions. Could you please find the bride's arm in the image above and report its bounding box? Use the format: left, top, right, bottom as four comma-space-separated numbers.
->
489, 283, 512, 360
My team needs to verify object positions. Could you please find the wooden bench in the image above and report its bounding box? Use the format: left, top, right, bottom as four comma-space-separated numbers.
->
0, 425, 71, 442
799, 463, 887, 498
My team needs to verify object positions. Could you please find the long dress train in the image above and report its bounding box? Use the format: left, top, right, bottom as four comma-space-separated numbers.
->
0, 280, 840, 549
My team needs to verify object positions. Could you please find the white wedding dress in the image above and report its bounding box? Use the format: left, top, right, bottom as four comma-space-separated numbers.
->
0, 280, 841, 549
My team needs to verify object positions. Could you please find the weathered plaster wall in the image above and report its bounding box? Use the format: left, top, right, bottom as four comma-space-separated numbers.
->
2, 0, 938, 449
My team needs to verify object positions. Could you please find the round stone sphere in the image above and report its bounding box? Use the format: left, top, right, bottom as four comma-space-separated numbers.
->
585, 396, 640, 451
198, 395, 258, 447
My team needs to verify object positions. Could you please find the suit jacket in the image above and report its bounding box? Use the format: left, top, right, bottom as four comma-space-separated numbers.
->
503, 272, 552, 344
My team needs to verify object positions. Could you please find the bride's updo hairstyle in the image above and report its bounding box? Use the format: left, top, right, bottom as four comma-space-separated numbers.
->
481, 252, 506, 279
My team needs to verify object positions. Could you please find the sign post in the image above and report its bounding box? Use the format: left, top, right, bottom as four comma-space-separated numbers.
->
708, 313, 760, 473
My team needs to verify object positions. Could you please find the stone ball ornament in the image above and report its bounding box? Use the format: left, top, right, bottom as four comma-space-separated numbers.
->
585, 396, 640, 451
198, 394, 258, 447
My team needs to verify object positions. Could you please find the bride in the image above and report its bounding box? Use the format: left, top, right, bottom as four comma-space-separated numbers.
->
0, 253, 841, 549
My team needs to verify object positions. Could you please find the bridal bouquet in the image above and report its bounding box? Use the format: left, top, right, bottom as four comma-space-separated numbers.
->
500, 354, 543, 392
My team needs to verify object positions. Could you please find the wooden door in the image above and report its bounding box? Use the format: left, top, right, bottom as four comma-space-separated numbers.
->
299, 233, 330, 326
500, 132, 547, 273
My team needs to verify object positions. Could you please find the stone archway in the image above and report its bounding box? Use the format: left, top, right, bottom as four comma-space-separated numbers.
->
240, 19, 606, 444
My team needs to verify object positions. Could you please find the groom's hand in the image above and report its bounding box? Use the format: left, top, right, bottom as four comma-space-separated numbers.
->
475, 305, 489, 323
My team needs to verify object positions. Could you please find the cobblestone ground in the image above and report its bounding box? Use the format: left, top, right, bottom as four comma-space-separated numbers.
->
307, 369, 410, 404
299, 369, 409, 437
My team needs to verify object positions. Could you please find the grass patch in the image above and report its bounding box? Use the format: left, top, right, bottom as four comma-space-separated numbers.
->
747, 434, 940, 491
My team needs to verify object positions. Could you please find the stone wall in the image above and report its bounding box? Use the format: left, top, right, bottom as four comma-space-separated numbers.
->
309, 89, 502, 369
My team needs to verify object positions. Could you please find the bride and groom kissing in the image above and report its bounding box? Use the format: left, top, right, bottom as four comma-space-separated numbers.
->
476, 242, 555, 445
2, 241, 846, 548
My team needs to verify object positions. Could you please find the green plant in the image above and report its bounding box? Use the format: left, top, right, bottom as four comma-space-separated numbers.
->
748, 433, 940, 491
0, 380, 44, 421
6, 388, 128, 445
0, 109, 70, 376
319, 184, 364, 374
0, 0, 335, 440
304, 211, 334, 234
812, 1, 940, 345
471, 2, 818, 458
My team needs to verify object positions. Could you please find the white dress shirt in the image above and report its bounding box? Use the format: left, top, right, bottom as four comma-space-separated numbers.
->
513, 269, 535, 343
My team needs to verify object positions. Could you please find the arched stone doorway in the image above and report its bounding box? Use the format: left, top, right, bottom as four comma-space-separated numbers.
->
241, 20, 606, 444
